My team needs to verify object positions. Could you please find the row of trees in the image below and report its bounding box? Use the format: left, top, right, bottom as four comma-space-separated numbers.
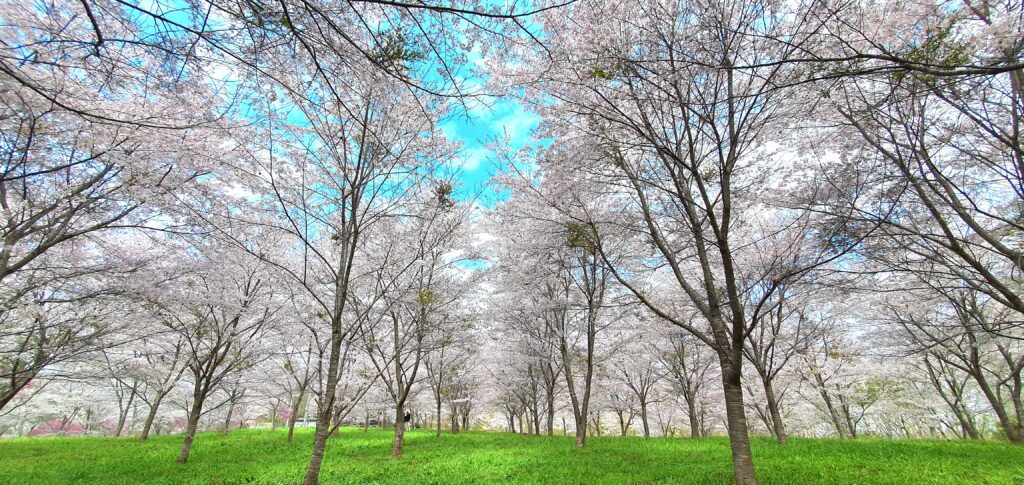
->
484, 0, 1024, 483
0, 1, 1021, 484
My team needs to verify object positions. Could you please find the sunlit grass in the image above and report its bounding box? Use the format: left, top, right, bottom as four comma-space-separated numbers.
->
1, 427, 1022, 484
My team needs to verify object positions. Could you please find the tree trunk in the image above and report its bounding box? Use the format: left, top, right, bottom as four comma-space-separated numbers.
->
177, 395, 205, 464
972, 370, 1023, 443
686, 397, 701, 438
436, 399, 443, 437
546, 393, 555, 436
640, 399, 650, 438
761, 376, 787, 445
303, 414, 333, 485
0, 371, 36, 413
303, 340, 343, 485
140, 394, 164, 441
222, 400, 236, 435
115, 388, 136, 437
574, 415, 587, 448
839, 398, 857, 439
393, 408, 405, 458
956, 410, 980, 440
813, 372, 849, 439
722, 364, 757, 485
287, 389, 304, 443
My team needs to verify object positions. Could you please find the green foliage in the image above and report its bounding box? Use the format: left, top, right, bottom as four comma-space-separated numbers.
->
565, 222, 598, 255
417, 288, 436, 307
589, 66, 614, 80
373, 31, 423, 68
896, 22, 973, 84
434, 182, 455, 209
0, 428, 1021, 484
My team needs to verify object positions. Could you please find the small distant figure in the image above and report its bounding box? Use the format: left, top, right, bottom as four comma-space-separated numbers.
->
403, 411, 412, 423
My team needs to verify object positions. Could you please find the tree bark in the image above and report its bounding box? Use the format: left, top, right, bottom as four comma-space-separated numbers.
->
640, 399, 650, 438
436, 399, 443, 437
972, 369, 1023, 443
222, 399, 236, 435
546, 390, 555, 436
140, 393, 164, 441
288, 388, 305, 443
574, 415, 587, 448
761, 375, 787, 445
685, 397, 701, 438
303, 340, 343, 484
177, 395, 205, 464
393, 408, 405, 458
115, 388, 136, 437
722, 364, 757, 485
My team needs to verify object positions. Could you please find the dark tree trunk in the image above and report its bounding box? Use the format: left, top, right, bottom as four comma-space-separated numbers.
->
436, 399, 443, 437
288, 389, 305, 443
972, 369, 1023, 443
393, 408, 405, 458
222, 400, 236, 435
546, 392, 555, 436
574, 415, 587, 448
177, 395, 205, 464
303, 339, 343, 485
813, 371, 849, 439
115, 389, 136, 437
140, 393, 165, 441
761, 375, 787, 445
721, 362, 757, 485
640, 399, 650, 438
686, 397, 701, 438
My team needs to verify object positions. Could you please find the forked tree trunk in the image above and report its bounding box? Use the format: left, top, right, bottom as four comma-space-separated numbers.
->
115, 389, 136, 437
972, 369, 1023, 443
574, 415, 587, 448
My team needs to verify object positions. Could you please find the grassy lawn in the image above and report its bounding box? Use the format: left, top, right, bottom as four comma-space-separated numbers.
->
0, 427, 1022, 484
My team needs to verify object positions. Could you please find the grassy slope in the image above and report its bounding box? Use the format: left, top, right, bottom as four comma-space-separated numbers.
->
0, 427, 1022, 484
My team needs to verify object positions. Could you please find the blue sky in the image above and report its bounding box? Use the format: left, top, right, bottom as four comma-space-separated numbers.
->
135, 0, 538, 208
441, 95, 539, 208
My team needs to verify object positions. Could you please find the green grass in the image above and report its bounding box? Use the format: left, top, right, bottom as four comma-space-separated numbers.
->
1, 427, 1022, 484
